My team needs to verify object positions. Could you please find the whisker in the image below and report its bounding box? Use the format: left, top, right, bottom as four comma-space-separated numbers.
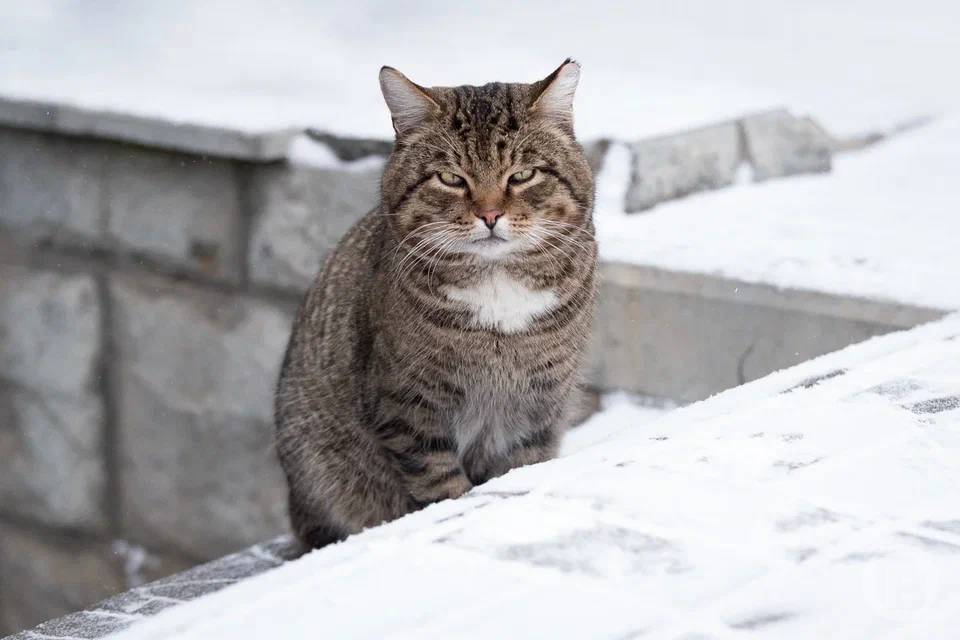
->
530, 226, 591, 260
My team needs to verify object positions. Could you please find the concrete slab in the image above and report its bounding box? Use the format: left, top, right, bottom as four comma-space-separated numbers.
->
0, 96, 298, 162
586, 261, 947, 402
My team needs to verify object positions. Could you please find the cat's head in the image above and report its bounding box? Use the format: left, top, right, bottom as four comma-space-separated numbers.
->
379, 60, 594, 262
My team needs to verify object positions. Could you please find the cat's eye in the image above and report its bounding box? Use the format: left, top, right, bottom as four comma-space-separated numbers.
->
509, 168, 536, 184
438, 171, 466, 187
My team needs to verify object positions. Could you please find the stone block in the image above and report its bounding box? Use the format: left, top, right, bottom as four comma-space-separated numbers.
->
110, 275, 293, 558
0, 266, 102, 396
625, 121, 742, 213
742, 109, 832, 181
0, 267, 106, 530
0, 95, 298, 162
248, 164, 380, 292
104, 147, 243, 282
0, 524, 123, 636
0, 128, 104, 248
0, 384, 106, 530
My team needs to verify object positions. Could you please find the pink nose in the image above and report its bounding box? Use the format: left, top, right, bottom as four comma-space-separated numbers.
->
477, 209, 504, 229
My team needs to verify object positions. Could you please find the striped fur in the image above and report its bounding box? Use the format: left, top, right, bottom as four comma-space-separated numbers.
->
275, 61, 597, 548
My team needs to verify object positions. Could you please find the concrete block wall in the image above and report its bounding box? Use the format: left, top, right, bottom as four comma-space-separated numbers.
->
0, 96, 944, 635
0, 100, 383, 635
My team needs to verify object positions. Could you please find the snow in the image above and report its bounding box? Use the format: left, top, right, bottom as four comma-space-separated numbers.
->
287, 135, 386, 171
106, 314, 960, 639
595, 115, 960, 311
2, 1, 958, 139
560, 392, 676, 457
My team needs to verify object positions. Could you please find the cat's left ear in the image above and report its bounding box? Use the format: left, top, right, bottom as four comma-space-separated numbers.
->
379, 66, 441, 136
529, 58, 580, 126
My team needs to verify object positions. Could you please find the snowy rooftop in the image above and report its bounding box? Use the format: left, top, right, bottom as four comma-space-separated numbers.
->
93, 314, 960, 640
594, 115, 960, 312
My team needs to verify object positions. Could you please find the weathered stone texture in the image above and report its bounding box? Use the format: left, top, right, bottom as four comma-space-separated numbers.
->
0, 385, 105, 530
110, 276, 293, 559
0, 524, 123, 635
3, 535, 298, 639
0, 128, 104, 247
585, 263, 933, 402
105, 148, 243, 282
625, 121, 742, 212
0, 267, 106, 530
0, 266, 101, 396
742, 109, 832, 181
0, 95, 298, 162
247, 165, 380, 292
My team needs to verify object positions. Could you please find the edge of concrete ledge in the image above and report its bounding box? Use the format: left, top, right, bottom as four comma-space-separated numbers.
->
2, 535, 300, 640
0, 95, 300, 162
600, 261, 948, 328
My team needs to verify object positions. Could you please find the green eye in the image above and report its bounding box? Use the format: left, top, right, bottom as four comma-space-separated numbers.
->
438, 171, 466, 187
509, 168, 536, 184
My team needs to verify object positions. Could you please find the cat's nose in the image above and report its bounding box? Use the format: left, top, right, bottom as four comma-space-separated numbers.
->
476, 209, 504, 229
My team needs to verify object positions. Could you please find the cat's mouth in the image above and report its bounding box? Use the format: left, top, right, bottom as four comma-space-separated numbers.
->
472, 235, 507, 245
461, 232, 518, 259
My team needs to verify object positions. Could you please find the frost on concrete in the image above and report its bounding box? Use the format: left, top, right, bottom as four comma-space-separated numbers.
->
3, 537, 300, 640
87, 313, 960, 640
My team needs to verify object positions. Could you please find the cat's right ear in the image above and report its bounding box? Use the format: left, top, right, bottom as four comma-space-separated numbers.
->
379, 67, 440, 136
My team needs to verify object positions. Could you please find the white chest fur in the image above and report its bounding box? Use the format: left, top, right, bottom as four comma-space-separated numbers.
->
444, 270, 558, 333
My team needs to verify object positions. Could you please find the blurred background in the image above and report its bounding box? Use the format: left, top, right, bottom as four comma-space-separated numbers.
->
3, 0, 959, 138
1, 0, 957, 636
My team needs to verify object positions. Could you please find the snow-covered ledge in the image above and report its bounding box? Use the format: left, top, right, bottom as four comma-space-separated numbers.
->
8, 313, 959, 639
0, 95, 300, 161
2, 537, 302, 640
3, 93, 955, 634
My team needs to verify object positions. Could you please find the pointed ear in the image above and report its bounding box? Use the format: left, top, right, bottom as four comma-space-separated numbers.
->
529, 58, 581, 126
379, 66, 440, 135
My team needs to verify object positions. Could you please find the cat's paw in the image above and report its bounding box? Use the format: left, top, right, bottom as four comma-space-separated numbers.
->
444, 473, 473, 500
410, 470, 472, 505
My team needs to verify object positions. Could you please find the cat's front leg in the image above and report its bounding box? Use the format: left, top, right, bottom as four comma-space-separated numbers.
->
376, 419, 473, 507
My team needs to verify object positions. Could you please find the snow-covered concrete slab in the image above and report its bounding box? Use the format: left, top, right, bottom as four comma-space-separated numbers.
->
0, 96, 298, 161
597, 116, 960, 312
2, 536, 301, 640
98, 313, 960, 640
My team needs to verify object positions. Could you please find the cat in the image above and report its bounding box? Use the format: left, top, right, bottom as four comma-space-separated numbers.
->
275, 59, 597, 548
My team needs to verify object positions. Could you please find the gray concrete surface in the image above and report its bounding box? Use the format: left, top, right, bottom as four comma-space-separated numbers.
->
586, 262, 947, 402
624, 109, 837, 212
110, 275, 293, 559
105, 148, 245, 283
0, 129, 105, 247
625, 120, 742, 213
247, 164, 381, 291
0, 96, 298, 161
742, 109, 832, 181
0, 267, 106, 531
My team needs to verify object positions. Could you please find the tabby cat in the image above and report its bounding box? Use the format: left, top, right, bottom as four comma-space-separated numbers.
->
275, 59, 597, 548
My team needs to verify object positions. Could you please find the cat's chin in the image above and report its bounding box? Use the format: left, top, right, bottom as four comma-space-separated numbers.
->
460, 237, 521, 260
